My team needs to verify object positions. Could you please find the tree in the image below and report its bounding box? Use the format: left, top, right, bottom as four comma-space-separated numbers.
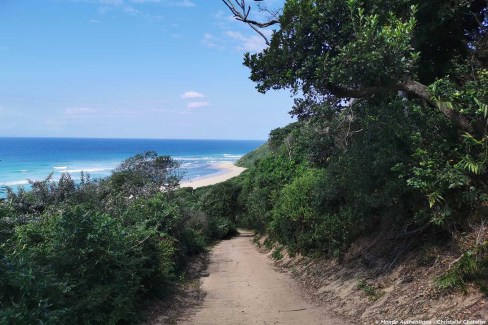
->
225, 0, 487, 135
110, 151, 181, 197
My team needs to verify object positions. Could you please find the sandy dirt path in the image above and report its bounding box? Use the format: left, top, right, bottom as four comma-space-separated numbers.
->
178, 231, 344, 325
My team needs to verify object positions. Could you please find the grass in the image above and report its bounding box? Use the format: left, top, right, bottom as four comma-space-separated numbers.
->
357, 279, 384, 301
272, 246, 284, 260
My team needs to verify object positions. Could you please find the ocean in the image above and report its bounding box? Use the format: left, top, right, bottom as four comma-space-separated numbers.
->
0, 137, 263, 196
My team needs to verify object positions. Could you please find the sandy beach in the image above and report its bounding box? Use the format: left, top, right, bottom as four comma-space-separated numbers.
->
179, 162, 246, 189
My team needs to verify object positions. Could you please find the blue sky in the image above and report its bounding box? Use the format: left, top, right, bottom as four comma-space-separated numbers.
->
0, 0, 292, 140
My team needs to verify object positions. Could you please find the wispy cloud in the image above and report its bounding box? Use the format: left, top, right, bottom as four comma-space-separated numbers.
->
202, 33, 224, 49
99, 0, 124, 5
130, 0, 196, 6
187, 101, 210, 109
181, 91, 205, 99
106, 109, 141, 117
64, 107, 143, 119
175, 0, 195, 7
225, 31, 269, 52
123, 6, 141, 14
81, 0, 195, 7
130, 0, 160, 3
67, 0, 195, 19
65, 107, 99, 117
151, 108, 170, 113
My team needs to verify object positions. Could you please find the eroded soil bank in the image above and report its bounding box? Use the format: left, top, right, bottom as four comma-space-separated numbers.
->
258, 235, 488, 324
147, 231, 487, 324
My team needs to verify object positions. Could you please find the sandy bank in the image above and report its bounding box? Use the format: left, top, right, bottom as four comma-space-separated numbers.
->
179, 162, 246, 189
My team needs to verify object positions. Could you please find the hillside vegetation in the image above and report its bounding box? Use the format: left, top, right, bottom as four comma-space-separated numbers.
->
236, 142, 271, 168
0, 152, 238, 324
1, 0, 488, 322
220, 0, 488, 292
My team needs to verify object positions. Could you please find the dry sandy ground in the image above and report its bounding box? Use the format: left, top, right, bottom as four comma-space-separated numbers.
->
178, 231, 344, 325
179, 163, 246, 189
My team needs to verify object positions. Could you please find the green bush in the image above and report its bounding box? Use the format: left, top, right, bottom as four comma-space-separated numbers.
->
271, 169, 326, 253
207, 216, 238, 240
179, 228, 207, 256
271, 169, 359, 257
0, 152, 246, 323
238, 154, 305, 232
4, 205, 177, 324
198, 182, 240, 225
197, 182, 240, 239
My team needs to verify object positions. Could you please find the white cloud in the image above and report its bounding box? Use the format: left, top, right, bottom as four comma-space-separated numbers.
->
181, 91, 205, 99
66, 0, 195, 16
64, 107, 144, 119
187, 101, 210, 109
122, 5, 141, 14
225, 31, 268, 52
214, 10, 236, 22
106, 109, 141, 117
99, 0, 124, 5
202, 33, 223, 48
172, 0, 195, 7
130, 0, 195, 7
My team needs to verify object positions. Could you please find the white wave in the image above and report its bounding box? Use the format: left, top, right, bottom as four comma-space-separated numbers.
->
180, 164, 205, 169
2, 180, 29, 186
53, 166, 68, 170
65, 168, 110, 173
174, 157, 215, 161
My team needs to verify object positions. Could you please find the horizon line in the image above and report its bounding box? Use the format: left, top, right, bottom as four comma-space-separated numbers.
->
0, 136, 267, 142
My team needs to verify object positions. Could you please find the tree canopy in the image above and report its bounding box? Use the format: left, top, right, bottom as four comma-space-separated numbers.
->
234, 0, 487, 134
224, 0, 488, 288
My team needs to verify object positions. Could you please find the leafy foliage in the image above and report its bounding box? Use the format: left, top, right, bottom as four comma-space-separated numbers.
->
0, 152, 238, 323
223, 0, 488, 288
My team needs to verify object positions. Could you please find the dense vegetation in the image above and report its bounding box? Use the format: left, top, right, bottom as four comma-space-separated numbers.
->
0, 152, 238, 324
219, 0, 488, 289
2, 0, 488, 322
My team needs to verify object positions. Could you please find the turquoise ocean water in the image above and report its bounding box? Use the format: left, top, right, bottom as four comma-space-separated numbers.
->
0, 138, 263, 197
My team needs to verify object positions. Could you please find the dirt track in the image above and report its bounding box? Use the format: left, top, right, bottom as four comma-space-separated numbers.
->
178, 230, 343, 325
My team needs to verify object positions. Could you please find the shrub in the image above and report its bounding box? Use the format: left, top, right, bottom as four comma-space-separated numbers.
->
6, 205, 177, 324
207, 216, 238, 240
271, 170, 360, 257
437, 223, 488, 291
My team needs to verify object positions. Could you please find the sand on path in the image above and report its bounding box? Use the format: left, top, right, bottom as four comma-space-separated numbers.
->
178, 230, 344, 325
179, 163, 246, 189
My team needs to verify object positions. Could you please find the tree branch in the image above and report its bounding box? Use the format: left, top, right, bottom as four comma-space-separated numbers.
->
326, 81, 481, 135
398, 81, 480, 135
222, 0, 279, 45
